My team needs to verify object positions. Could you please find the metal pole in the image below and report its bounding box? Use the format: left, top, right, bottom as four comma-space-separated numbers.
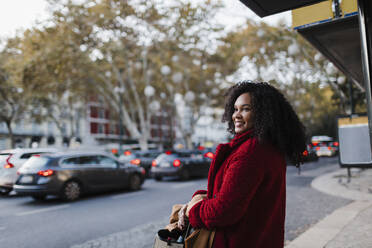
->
333, 0, 342, 18
347, 79, 354, 115
358, 0, 372, 151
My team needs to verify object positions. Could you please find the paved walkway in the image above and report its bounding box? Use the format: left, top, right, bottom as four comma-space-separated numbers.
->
286, 168, 372, 248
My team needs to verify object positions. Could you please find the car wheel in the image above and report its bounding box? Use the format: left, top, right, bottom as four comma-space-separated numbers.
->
0, 188, 11, 195
32, 195, 46, 201
129, 174, 141, 191
61, 181, 81, 201
154, 175, 162, 181
180, 169, 190, 181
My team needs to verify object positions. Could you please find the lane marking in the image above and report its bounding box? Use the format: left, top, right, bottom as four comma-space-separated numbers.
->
15, 204, 70, 217
111, 191, 145, 200
172, 182, 196, 189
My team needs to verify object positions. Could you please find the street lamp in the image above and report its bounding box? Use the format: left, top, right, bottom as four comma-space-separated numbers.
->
161, 65, 171, 76
149, 100, 160, 112
288, 43, 300, 56
144, 85, 155, 97
185, 91, 195, 102
172, 72, 183, 84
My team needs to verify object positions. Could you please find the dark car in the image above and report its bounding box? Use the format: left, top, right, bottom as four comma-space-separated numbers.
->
150, 150, 212, 181
302, 145, 318, 162
13, 151, 145, 201
127, 150, 163, 178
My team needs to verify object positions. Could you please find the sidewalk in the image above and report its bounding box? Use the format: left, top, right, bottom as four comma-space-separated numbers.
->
286, 168, 372, 248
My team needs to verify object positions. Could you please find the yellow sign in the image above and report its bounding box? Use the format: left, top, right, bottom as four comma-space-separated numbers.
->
292, 0, 333, 29
341, 0, 358, 16
338, 116, 368, 127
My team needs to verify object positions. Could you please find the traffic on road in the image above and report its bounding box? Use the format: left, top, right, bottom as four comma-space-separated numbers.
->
0, 146, 345, 248
0, 147, 216, 200
0, 154, 348, 248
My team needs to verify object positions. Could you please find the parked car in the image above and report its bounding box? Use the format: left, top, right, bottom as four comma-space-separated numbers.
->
150, 150, 212, 181
0, 148, 59, 195
127, 150, 163, 177
14, 151, 145, 201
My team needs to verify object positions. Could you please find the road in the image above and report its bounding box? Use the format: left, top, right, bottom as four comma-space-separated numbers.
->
0, 157, 350, 248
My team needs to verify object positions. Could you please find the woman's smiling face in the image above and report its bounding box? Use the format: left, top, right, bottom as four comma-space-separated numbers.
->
232, 93, 254, 134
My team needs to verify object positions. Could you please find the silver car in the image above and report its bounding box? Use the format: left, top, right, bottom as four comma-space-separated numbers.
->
0, 148, 58, 195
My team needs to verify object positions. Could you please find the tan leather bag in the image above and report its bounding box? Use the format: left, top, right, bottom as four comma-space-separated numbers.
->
185, 228, 215, 248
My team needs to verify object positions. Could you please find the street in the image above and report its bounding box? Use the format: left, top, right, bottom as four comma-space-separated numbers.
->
0, 157, 350, 248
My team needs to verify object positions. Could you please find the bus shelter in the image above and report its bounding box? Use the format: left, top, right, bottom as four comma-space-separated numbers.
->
240, 0, 372, 170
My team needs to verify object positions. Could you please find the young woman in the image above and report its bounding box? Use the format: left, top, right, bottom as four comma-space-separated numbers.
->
185, 81, 306, 247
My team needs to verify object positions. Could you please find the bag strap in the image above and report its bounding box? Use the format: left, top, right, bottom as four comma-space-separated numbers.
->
184, 222, 193, 239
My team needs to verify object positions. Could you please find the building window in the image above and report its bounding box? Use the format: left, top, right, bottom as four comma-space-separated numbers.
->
110, 124, 116, 134
98, 108, 105, 119
104, 123, 109, 134
90, 106, 98, 118
98, 123, 104, 134
90, 123, 98, 134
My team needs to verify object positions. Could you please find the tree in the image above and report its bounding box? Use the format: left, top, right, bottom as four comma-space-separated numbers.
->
41, 0, 238, 149
226, 20, 366, 137
0, 37, 34, 148
18, 18, 97, 143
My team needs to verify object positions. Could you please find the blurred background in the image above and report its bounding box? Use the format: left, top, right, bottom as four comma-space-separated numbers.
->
0, 0, 363, 152
1, 1, 365, 248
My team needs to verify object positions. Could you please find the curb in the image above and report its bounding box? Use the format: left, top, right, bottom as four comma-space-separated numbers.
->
285, 201, 372, 248
311, 169, 372, 201
285, 168, 372, 248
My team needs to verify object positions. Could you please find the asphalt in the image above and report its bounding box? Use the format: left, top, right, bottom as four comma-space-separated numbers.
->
286, 167, 372, 248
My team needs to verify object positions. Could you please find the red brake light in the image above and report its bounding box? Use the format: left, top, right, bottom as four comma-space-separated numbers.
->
37, 169, 54, 177
204, 152, 214, 159
165, 151, 172, 155
333, 142, 339, 146
152, 160, 157, 167
4, 164, 14, 169
130, 159, 141, 165
316, 147, 320, 151
328, 146, 332, 150
302, 150, 308, 156
124, 150, 131, 156
198, 146, 205, 150
33, 154, 41, 157
4, 154, 14, 168
173, 159, 181, 167
312, 142, 318, 146
111, 149, 118, 154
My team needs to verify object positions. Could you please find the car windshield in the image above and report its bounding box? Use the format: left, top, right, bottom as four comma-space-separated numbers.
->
22, 156, 50, 170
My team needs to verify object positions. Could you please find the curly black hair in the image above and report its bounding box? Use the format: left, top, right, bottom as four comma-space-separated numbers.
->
222, 80, 307, 166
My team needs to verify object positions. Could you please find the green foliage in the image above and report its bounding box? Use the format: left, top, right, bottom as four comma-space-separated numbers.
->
0, 0, 366, 147
225, 20, 366, 139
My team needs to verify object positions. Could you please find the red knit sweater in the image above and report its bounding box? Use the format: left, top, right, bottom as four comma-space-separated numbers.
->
189, 130, 286, 248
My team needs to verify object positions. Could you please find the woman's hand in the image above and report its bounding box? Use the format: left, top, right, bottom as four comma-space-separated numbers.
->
186, 194, 207, 217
